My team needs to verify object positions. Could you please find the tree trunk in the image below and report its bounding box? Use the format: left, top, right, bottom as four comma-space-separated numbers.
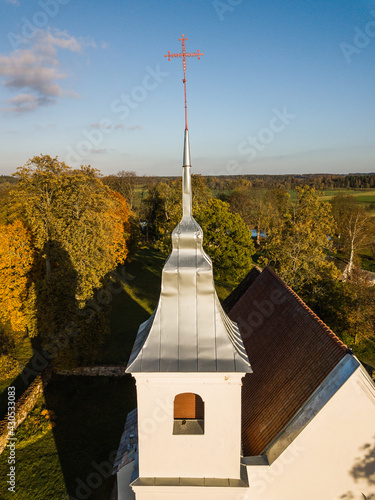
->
347, 239, 355, 278
256, 218, 261, 246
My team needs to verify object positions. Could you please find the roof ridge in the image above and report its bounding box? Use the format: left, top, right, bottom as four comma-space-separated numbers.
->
263, 266, 348, 353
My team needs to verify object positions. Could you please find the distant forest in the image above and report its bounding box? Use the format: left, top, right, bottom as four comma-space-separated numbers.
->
103, 172, 375, 191
3, 172, 375, 191
204, 173, 375, 190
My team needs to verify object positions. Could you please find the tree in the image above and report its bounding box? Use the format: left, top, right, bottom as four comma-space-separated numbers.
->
248, 189, 273, 245
13, 156, 130, 299
228, 189, 253, 226
305, 274, 375, 365
144, 175, 211, 250
104, 170, 138, 211
195, 198, 255, 284
0, 220, 34, 340
228, 187, 290, 247
260, 186, 338, 292
11, 155, 131, 365
331, 194, 375, 277
144, 178, 254, 284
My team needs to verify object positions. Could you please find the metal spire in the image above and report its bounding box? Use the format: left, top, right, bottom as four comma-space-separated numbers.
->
165, 35, 203, 218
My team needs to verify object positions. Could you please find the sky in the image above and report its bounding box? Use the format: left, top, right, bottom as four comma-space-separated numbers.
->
0, 0, 374, 177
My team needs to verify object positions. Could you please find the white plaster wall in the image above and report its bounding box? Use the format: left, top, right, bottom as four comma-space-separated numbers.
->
245, 366, 375, 500
132, 485, 247, 500
133, 373, 244, 479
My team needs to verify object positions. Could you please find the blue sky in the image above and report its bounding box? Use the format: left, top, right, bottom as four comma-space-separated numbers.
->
0, 0, 374, 177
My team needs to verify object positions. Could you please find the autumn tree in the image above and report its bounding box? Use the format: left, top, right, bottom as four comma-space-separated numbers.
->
304, 275, 375, 365
0, 187, 13, 225
10, 155, 131, 365
260, 186, 338, 293
0, 220, 34, 342
248, 189, 273, 245
228, 189, 253, 226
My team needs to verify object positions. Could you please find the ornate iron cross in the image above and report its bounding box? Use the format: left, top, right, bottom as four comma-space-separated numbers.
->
165, 34, 203, 130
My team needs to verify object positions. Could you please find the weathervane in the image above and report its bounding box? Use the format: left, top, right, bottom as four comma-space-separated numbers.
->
165, 34, 203, 131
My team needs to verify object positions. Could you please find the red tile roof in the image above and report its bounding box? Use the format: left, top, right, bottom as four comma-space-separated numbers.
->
223, 266, 348, 457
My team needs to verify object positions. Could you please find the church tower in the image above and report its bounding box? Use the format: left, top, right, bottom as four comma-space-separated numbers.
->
125, 35, 252, 499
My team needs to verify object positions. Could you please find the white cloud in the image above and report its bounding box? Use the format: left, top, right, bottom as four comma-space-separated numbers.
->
34, 123, 57, 130
90, 122, 125, 130
5, 0, 20, 6
0, 28, 94, 113
90, 123, 142, 131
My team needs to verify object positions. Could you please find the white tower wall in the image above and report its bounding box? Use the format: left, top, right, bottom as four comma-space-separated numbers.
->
134, 373, 244, 479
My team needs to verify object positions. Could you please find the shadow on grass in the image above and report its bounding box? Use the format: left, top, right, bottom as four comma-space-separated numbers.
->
42, 259, 153, 498
100, 289, 150, 365
44, 374, 136, 500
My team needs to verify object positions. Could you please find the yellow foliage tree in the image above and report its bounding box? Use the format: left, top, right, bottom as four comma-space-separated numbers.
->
0, 220, 34, 338
10, 155, 131, 364
260, 186, 338, 291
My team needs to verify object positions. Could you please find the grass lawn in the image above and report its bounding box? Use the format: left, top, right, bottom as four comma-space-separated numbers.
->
99, 247, 165, 365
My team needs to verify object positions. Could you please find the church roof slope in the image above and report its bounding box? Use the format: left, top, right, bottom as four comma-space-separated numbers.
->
224, 266, 349, 457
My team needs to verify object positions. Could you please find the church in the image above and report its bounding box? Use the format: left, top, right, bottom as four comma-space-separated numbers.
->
112, 36, 375, 500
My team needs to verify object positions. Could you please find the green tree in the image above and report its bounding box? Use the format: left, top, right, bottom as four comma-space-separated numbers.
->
144, 178, 254, 284
195, 198, 255, 284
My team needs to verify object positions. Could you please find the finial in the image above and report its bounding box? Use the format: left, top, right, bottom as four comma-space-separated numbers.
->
164, 35, 203, 131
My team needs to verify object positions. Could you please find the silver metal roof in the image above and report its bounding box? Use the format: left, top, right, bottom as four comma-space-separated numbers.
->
126, 130, 251, 373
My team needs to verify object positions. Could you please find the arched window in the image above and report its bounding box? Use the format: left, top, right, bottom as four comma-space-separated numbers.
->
173, 393, 204, 435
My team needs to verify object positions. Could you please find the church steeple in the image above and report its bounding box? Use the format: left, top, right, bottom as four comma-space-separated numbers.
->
126, 36, 251, 374
124, 36, 251, 490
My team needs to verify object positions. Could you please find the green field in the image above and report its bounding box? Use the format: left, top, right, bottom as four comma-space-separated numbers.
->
287, 189, 375, 211
318, 189, 375, 204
